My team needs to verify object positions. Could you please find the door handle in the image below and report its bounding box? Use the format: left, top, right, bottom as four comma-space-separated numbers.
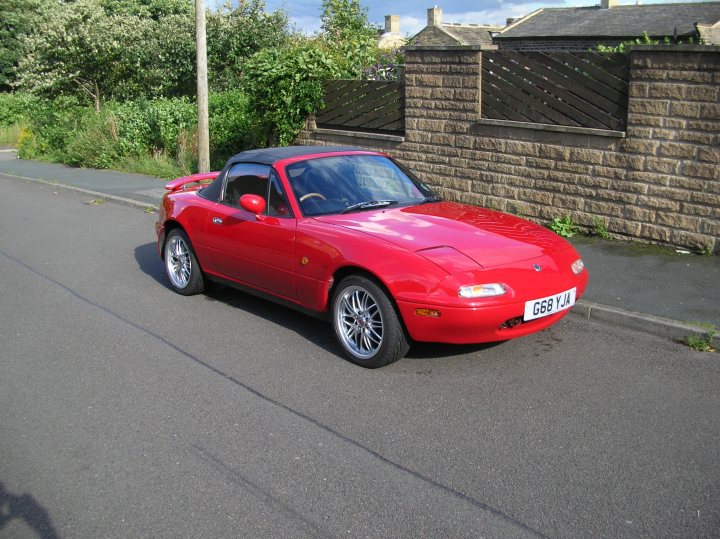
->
212, 217, 223, 225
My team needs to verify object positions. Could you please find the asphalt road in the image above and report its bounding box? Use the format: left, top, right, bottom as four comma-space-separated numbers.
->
1, 175, 719, 539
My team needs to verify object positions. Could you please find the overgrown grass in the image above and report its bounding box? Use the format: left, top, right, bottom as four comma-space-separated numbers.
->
8, 91, 256, 178
0, 121, 25, 146
116, 153, 188, 179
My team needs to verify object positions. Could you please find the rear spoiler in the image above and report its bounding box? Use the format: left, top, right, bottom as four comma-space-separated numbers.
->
164, 172, 220, 192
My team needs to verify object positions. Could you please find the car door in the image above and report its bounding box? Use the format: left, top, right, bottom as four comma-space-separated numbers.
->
206, 163, 297, 300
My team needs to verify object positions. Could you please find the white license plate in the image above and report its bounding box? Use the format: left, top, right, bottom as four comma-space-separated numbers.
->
524, 287, 576, 321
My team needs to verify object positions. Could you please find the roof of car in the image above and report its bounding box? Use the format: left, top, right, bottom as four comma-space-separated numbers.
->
229, 146, 371, 166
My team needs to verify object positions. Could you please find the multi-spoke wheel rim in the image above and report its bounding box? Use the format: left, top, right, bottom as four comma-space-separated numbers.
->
166, 235, 191, 289
335, 285, 384, 359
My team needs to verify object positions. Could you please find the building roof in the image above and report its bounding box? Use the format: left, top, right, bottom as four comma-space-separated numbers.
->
412, 23, 501, 46
409, 7, 502, 46
440, 24, 502, 45
497, 2, 720, 40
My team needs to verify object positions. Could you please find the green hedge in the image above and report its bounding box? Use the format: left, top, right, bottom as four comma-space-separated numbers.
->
14, 91, 258, 174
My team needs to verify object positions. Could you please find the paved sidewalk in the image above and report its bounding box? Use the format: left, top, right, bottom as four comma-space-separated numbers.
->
0, 150, 166, 206
2, 150, 718, 346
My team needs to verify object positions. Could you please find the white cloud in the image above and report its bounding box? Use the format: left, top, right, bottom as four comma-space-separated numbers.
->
394, 15, 425, 37
441, 4, 545, 26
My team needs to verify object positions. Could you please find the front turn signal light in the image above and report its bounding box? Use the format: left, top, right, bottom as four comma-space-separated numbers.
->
571, 258, 585, 275
458, 283, 506, 298
415, 308, 441, 317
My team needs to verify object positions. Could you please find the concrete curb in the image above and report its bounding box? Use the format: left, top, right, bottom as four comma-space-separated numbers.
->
1, 171, 159, 212
573, 300, 719, 348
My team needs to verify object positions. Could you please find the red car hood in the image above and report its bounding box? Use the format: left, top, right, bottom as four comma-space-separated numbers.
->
318, 201, 571, 268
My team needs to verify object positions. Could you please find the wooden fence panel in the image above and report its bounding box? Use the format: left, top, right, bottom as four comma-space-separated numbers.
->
481, 51, 629, 131
317, 80, 404, 134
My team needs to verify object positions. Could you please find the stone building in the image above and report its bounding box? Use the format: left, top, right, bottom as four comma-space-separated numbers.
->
495, 0, 720, 51
411, 7, 501, 46
377, 15, 407, 50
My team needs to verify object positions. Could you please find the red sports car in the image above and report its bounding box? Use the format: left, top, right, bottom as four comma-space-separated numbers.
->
156, 146, 588, 367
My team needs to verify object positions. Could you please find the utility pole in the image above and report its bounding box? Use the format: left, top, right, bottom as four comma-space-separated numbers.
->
195, 0, 210, 173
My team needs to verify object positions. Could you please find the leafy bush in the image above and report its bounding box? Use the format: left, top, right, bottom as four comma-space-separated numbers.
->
17, 126, 42, 158
63, 109, 122, 168
244, 41, 335, 146
14, 91, 262, 173
0, 92, 41, 126
243, 38, 366, 146
112, 98, 196, 157
208, 90, 260, 167
16, 96, 86, 159
16, 95, 199, 171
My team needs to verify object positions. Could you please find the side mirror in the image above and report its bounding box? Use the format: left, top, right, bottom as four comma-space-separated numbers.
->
239, 194, 266, 215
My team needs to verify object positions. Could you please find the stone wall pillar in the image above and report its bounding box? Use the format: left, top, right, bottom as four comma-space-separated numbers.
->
403, 46, 487, 145
404, 45, 484, 120
626, 46, 720, 251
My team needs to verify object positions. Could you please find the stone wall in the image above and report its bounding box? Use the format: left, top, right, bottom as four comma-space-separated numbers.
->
296, 45, 720, 254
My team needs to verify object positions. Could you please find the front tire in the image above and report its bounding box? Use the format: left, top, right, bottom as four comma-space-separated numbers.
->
164, 229, 205, 295
331, 275, 409, 368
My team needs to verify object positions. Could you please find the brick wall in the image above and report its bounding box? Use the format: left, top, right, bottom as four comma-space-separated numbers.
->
297, 45, 720, 254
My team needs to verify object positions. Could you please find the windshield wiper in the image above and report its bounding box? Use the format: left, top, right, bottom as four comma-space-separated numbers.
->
418, 195, 442, 204
342, 200, 398, 214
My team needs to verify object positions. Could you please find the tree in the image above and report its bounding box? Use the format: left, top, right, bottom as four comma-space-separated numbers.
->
207, 0, 291, 91
15, 0, 195, 108
321, 0, 377, 41
320, 0, 380, 78
242, 0, 382, 146
243, 39, 345, 146
100, 0, 193, 18
0, 0, 44, 91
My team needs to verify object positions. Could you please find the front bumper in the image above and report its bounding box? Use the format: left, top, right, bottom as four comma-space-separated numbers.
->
398, 277, 588, 344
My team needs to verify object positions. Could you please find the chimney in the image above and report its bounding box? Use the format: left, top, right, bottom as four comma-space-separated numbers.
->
428, 6, 442, 27
600, 0, 618, 8
385, 14, 400, 34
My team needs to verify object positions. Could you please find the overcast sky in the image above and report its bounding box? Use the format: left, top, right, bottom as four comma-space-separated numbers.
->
263, 0, 712, 36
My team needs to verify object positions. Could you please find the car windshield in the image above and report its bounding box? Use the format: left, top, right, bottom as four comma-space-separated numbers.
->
286, 154, 439, 217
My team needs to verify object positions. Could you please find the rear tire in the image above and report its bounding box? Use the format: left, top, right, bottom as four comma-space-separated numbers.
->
164, 229, 205, 295
331, 275, 409, 368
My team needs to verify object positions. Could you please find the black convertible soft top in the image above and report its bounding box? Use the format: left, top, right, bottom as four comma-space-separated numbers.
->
228, 145, 370, 166
201, 146, 373, 202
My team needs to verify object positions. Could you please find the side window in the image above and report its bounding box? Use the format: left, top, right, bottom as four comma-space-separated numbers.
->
267, 171, 292, 218
222, 163, 270, 207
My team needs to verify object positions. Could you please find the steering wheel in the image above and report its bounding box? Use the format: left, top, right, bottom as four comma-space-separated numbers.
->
299, 192, 326, 202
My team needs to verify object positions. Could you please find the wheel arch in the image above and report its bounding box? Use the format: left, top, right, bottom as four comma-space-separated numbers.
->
159, 219, 185, 260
